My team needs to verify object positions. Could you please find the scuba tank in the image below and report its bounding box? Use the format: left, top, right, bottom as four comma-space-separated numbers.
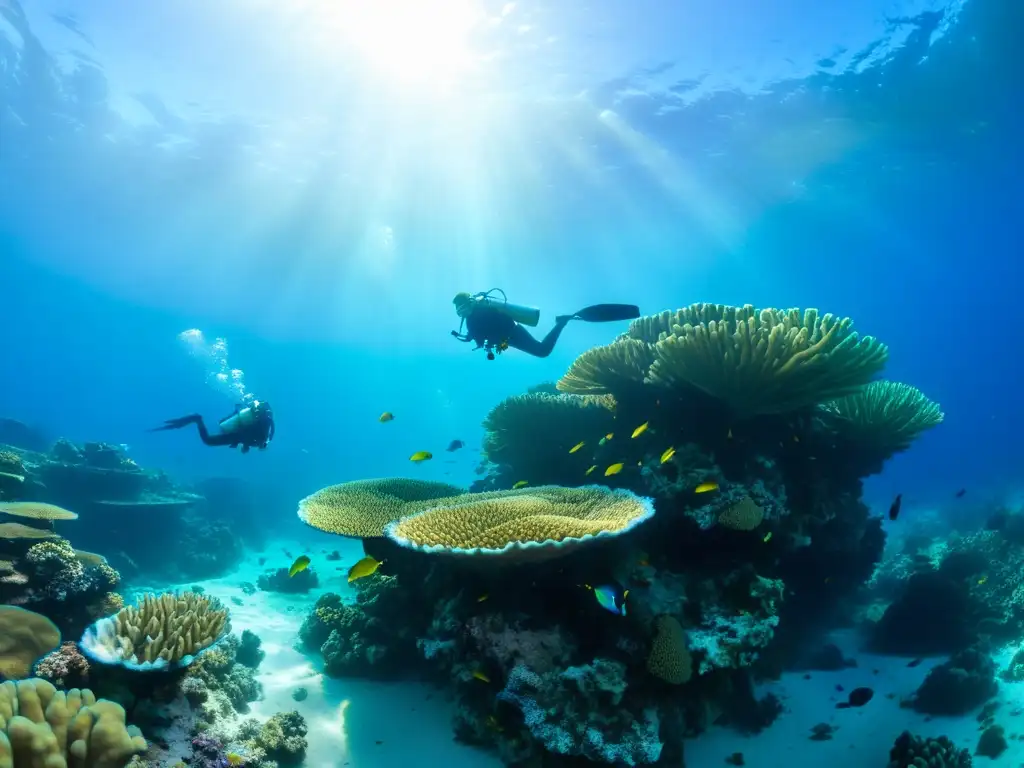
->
219, 401, 261, 434
469, 289, 540, 327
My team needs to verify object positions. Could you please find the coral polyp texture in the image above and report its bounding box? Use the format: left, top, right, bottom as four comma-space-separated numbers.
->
822, 379, 944, 465
556, 303, 889, 416
80, 591, 230, 671
0, 678, 146, 767
0, 501, 79, 521
297, 477, 465, 538
384, 485, 655, 561
646, 616, 692, 685
482, 393, 617, 479
0, 606, 61, 680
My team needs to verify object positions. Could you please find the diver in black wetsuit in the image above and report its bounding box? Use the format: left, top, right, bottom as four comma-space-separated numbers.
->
450, 289, 641, 360
149, 400, 275, 453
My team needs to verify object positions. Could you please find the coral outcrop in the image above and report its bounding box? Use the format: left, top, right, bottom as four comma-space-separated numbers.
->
80, 592, 230, 671
0, 678, 147, 767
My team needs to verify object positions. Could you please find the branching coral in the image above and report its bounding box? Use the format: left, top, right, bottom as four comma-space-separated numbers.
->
297, 478, 465, 538
0, 606, 61, 680
556, 339, 657, 396
645, 304, 888, 415
0, 678, 146, 767
33, 642, 90, 689
821, 380, 944, 469
80, 592, 230, 671
385, 485, 655, 562
235, 712, 307, 766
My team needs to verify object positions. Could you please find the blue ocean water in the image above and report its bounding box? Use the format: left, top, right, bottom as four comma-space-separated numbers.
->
1, 0, 1022, 766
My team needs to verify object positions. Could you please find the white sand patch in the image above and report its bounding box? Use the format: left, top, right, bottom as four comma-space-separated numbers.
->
139, 538, 501, 767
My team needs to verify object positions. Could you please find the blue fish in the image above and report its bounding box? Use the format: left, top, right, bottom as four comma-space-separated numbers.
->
586, 583, 628, 616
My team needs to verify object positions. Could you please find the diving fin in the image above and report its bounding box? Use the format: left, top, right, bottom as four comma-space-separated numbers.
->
573, 304, 641, 323
148, 414, 202, 432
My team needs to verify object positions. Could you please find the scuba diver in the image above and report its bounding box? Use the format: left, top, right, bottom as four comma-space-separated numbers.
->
451, 289, 641, 360
149, 400, 275, 453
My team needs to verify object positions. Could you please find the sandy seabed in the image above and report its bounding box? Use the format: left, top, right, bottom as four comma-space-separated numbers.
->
137, 537, 1023, 768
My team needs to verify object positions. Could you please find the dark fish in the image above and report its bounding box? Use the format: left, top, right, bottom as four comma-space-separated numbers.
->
835, 684, 844, 692
446, 440, 465, 452
907, 658, 923, 668
888, 494, 902, 521
836, 687, 874, 709
955, 488, 966, 498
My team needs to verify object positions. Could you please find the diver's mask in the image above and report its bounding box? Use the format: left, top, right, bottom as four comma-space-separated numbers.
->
453, 292, 476, 318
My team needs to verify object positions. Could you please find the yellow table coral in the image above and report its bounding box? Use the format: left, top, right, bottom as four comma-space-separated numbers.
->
0, 678, 146, 768
297, 478, 466, 538
384, 485, 655, 562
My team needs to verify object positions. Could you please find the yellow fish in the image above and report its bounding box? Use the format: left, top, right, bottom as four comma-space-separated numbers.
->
660, 447, 675, 464
288, 555, 311, 577
347, 555, 384, 583
585, 465, 597, 476
631, 421, 649, 438
472, 670, 491, 683
409, 451, 433, 462
512, 480, 529, 489
599, 432, 614, 446
763, 532, 773, 543
379, 412, 394, 423
977, 575, 988, 585
694, 482, 719, 493
569, 441, 585, 454
604, 463, 624, 477
477, 594, 489, 603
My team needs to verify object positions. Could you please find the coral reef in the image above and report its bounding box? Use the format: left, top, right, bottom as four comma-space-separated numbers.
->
256, 566, 318, 594
80, 592, 230, 672
887, 730, 971, 767
183, 633, 263, 718
33, 642, 91, 689
908, 646, 998, 715
0, 678, 147, 766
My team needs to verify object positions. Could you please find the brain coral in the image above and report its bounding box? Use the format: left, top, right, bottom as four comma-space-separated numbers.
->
0, 502, 79, 521
647, 616, 692, 685
0, 606, 61, 680
384, 485, 655, 562
80, 592, 230, 672
297, 478, 465, 538
0, 677, 146, 767
717, 498, 764, 532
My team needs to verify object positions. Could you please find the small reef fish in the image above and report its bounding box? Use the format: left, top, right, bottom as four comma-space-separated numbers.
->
836, 686, 874, 709
694, 482, 719, 494
727, 428, 733, 439
347, 556, 384, 583
288, 555, 311, 577
569, 441, 585, 454
631, 422, 649, 439
598, 433, 613, 446
585, 465, 598, 476
477, 594, 489, 603
660, 447, 675, 464
888, 493, 902, 521
472, 670, 491, 683
409, 451, 433, 462
954, 488, 966, 498
446, 440, 465, 452
512, 480, 529, 489
379, 412, 394, 423
977, 575, 988, 585
763, 532, 773, 543
604, 463, 624, 477
585, 583, 628, 616
907, 658, 923, 668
